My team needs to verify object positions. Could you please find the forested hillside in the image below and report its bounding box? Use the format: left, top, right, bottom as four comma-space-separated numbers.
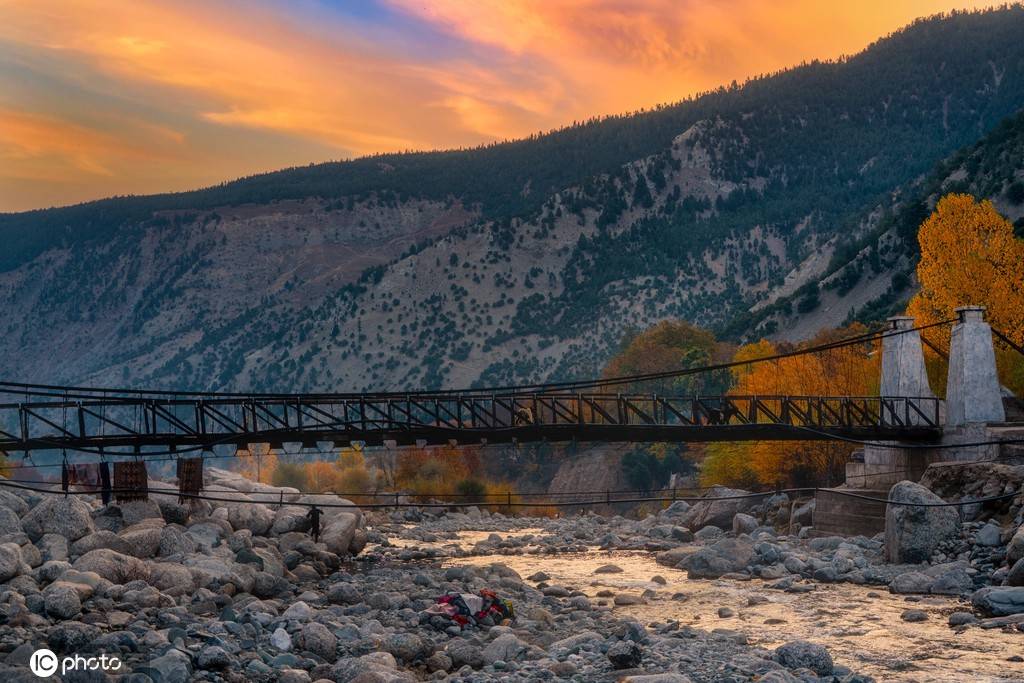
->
2, 8, 1024, 392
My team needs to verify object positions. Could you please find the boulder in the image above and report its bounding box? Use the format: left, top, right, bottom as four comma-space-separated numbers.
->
0, 542, 24, 582
22, 497, 95, 542
607, 640, 642, 669
928, 565, 974, 595
37, 534, 69, 563
321, 512, 360, 557
301, 622, 337, 661
482, 633, 528, 664
115, 499, 164, 526
1007, 525, 1024, 567
1008, 558, 1024, 587
71, 530, 131, 556
971, 587, 1024, 617
43, 583, 81, 620
0, 489, 30, 516
774, 640, 833, 676
72, 549, 151, 584
732, 513, 758, 535
0, 506, 22, 536
889, 571, 933, 595
228, 500, 274, 536
975, 522, 1002, 547
445, 638, 484, 669
118, 524, 163, 559
149, 563, 194, 591
884, 481, 960, 564
682, 486, 761, 531
684, 537, 754, 579
383, 633, 433, 664
159, 526, 197, 557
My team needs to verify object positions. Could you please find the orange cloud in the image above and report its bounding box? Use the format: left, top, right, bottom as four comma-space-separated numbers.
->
0, 0, 1001, 211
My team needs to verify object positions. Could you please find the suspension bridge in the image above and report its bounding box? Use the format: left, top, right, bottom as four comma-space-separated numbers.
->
0, 307, 1017, 458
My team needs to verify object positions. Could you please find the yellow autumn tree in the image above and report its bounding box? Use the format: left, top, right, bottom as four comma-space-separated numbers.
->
236, 443, 279, 484
701, 325, 879, 488
907, 194, 1024, 395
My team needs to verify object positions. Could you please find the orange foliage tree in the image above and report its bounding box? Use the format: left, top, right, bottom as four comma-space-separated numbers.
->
701, 325, 879, 488
602, 320, 734, 395
907, 193, 1024, 395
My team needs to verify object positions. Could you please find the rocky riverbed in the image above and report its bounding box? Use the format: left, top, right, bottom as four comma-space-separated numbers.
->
0, 467, 1021, 682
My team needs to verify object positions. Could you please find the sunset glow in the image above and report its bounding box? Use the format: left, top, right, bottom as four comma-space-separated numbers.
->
0, 0, 1000, 211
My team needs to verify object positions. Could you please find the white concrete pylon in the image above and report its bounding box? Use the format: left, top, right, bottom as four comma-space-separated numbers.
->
880, 315, 936, 401
945, 306, 1006, 427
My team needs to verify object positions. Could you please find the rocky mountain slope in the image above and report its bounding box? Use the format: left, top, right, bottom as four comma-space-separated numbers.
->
3, 8, 1024, 392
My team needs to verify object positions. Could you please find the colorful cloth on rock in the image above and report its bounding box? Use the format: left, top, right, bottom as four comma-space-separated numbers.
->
426, 590, 515, 628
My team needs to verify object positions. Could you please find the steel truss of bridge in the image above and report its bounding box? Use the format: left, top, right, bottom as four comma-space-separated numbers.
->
0, 393, 943, 453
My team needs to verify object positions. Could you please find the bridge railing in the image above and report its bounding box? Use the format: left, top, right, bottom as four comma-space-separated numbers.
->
0, 392, 943, 452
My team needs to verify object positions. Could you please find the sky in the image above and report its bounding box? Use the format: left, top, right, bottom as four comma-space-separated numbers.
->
0, 0, 1000, 212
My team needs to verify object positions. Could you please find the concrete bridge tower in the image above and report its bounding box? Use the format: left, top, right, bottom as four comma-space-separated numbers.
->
879, 315, 936, 421
945, 306, 1006, 427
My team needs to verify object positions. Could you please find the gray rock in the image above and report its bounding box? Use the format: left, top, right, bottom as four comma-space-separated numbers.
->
975, 523, 1002, 547
445, 638, 484, 668
889, 571, 933, 595
884, 481, 960, 564
0, 542, 22, 582
22, 497, 95, 542
270, 627, 293, 651
301, 622, 337, 661
929, 566, 974, 595
683, 486, 761, 530
0, 489, 30, 516
607, 640, 642, 669
159, 526, 197, 557
43, 583, 81, 620
622, 676, 694, 683
483, 633, 528, 664
72, 549, 150, 584
732, 513, 759, 535
694, 525, 724, 540
1007, 525, 1024, 567
971, 587, 1024, 617
1008, 558, 1024, 587
684, 537, 754, 579
119, 525, 163, 558
327, 581, 361, 605
116, 499, 164, 526
228, 501, 274, 536
901, 609, 928, 622
37, 534, 69, 563
149, 562, 194, 592
136, 649, 193, 683
196, 645, 231, 670
384, 632, 432, 663
948, 611, 976, 626
331, 652, 401, 681
0, 507, 22, 536
321, 511, 360, 557
594, 564, 624, 574
71, 530, 131, 556
774, 640, 834, 676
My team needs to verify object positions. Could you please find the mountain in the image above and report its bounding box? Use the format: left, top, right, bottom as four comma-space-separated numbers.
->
741, 107, 1024, 341
2, 8, 1024, 393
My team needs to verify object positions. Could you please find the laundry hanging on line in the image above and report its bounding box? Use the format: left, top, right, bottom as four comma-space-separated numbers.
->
176, 457, 204, 503
113, 461, 149, 502
61, 461, 113, 504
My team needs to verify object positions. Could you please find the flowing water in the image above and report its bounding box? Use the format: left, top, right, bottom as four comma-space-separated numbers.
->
442, 545, 1024, 682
